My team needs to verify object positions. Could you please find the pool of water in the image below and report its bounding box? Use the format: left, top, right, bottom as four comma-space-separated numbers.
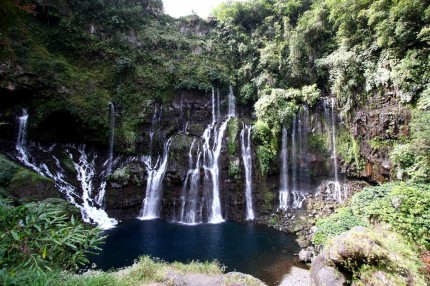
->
88, 219, 306, 285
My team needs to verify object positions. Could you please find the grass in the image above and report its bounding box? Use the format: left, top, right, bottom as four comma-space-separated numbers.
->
7, 256, 225, 286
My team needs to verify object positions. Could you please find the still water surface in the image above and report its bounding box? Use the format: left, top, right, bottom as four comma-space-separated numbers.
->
89, 219, 305, 285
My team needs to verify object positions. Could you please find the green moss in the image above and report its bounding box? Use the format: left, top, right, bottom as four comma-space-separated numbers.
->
308, 133, 330, 155
227, 118, 239, 155
336, 127, 364, 172
262, 190, 275, 212
60, 154, 76, 174
10, 168, 54, 190
0, 155, 19, 188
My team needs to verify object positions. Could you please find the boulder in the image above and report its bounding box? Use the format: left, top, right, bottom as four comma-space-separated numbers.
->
310, 254, 347, 286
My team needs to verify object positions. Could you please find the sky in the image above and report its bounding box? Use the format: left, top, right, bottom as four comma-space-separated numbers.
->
162, 0, 228, 18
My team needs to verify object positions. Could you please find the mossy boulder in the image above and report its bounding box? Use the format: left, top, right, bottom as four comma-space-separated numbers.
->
0, 154, 58, 202
9, 168, 58, 202
310, 226, 426, 286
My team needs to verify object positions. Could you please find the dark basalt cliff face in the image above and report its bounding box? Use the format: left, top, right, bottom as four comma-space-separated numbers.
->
0, 83, 411, 223
346, 93, 411, 182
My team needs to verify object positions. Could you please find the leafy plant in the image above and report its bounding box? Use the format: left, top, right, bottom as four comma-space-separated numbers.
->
0, 198, 104, 276
312, 208, 365, 246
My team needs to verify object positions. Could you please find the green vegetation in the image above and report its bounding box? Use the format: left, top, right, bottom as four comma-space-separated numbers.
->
227, 118, 240, 155
0, 197, 103, 283
392, 111, 430, 182
312, 182, 429, 284
312, 208, 365, 246
3, 256, 225, 286
228, 160, 241, 180
314, 183, 430, 249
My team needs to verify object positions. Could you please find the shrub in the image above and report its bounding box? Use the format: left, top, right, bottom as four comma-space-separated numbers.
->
312, 208, 365, 246
364, 185, 430, 249
0, 198, 104, 276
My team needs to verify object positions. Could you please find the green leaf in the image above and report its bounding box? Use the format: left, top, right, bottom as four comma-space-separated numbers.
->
10, 230, 19, 241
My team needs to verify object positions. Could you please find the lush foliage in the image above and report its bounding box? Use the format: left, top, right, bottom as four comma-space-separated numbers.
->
392, 111, 430, 182
314, 183, 430, 250
0, 198, 103, 280
312, 208, 365, 246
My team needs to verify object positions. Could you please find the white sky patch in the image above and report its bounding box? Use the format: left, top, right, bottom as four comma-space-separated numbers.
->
162, 0, 228, 18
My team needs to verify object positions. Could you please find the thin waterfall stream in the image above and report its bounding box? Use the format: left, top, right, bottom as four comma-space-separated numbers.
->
240, 123, 254, 220
279, 126, 289, 210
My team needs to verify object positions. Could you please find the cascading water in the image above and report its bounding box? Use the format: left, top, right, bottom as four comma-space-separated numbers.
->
279, 126, 289, 210
105, 102, 115, 177
16, 108, 29, 162
240, 124, 254, 220
227, 86, 236, 117
179, 87, 235, 224
319, 97, 348, 202
149, 105, 162, 154
71, 145, 118, 229
330, 98, 339, 183
14, 109, 117, 229
291, 116, 298, 194
216, 88, 221, 120
212, 87, 217, 123
203, 119, 229, 223
278, 108, 309, 211
180, 139, 202, 224
139, 138, 173, 220
330, 97, 344, 201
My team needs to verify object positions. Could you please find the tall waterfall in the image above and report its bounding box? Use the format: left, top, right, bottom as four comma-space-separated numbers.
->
105, 102, 115, 176
149, 105, 162, 154
16, 108, 29, 162
139, 138, 173, 220
319, 97, 348, 202
227, 86, 236, 117
279, 126, 289, 209
330, 98, 339, 183
212, 87, 217, 123
180, 139, 202, 224
291, 116, 298, 193
278, 108, 309, 211
203, 119, 229, 223
240, 124, 254, 220
179, 87, 235, 224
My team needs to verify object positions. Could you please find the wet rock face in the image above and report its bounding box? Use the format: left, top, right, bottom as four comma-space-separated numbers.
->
348, 93, 411, 183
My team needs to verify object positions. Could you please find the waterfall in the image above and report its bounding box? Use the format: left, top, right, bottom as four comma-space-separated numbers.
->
279, 126, 289, 210
217, 88, 221, 120
203, 119, 229, 223
149, 105, 159, 154
320, 98, 346, 202
105, 102, 115, 177
179, 86, 233, 224
298, 106, 309, 190
291, 117, 298, 193
331, 98, 339, 183
16, 108, 29, 162
72, 145, 118, 229
139, 138, 173, 220
212, 87, 216, 123
240, 124, 254, 220
180, 139, 202, 224
291, 191, 306, 208
227, 86, 236, 117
